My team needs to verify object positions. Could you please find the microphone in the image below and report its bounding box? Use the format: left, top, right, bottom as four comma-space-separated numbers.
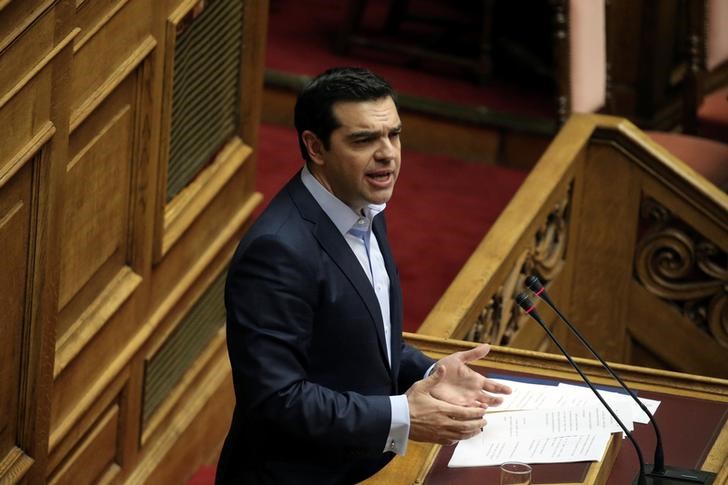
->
523, 275, 716, 484
515, 293, 648, 485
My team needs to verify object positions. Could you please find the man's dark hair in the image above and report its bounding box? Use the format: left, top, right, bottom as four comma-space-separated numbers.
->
294, 67, 397, 163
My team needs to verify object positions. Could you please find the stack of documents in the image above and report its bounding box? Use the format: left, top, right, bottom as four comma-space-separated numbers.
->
448, 378, 661, 467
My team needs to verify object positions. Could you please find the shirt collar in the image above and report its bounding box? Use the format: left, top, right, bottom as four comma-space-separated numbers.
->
300, 164, 386, 236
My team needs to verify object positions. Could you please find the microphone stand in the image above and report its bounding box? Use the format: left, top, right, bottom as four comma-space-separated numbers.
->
524, 276, 716, 484
516, 292, 648, 485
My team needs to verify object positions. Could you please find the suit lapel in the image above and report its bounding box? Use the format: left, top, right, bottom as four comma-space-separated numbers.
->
373, 214, 402, 379
287, 175, 391, 368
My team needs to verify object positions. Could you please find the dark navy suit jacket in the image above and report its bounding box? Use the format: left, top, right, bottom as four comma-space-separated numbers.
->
216, 172, 435, 484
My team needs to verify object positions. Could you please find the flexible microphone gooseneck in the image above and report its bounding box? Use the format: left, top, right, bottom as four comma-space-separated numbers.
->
524, 275, 716, 485
515, 292, 648, 485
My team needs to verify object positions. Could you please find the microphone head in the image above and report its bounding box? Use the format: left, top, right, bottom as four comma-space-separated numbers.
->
525, 275, 543, 292
515, 292, 533, 310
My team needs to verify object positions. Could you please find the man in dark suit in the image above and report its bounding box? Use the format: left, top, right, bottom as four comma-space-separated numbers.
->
217, 67, 510, 484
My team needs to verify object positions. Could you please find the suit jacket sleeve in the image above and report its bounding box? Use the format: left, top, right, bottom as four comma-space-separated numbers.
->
225, 234, 392, 454
398, 341, 436, 390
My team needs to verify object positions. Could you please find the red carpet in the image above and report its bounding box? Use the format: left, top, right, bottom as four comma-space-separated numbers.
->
267, 0, 554, 117
255, 123, 527, 332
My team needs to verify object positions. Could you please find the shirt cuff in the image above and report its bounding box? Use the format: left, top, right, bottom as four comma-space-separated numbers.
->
385, 395, 409, 455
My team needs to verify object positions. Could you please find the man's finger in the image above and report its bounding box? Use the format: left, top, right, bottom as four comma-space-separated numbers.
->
483, 379, 512, 395
439, 401, 487, 421
443, 415, 487, 437
457, 343, 491, 363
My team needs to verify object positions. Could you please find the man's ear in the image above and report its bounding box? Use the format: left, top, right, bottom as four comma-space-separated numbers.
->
301, 131, 325, 165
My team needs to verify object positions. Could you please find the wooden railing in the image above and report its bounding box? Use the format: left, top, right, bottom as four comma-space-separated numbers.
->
418, 114, 728, 378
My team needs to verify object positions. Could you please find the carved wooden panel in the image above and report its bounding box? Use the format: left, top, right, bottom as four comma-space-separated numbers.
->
466, 185, 571, 347
631, 196, 728, 371
421, 115, 728, 381
636, 198, 726, 335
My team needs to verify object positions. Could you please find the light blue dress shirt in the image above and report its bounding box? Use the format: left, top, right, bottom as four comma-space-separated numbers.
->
300, 165, 410, 455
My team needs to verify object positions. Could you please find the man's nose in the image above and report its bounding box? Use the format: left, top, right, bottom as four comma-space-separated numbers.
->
375, 138, 397, 161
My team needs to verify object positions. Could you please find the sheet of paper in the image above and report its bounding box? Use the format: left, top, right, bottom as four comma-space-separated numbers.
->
487, 378, 564, 413
486, 378, 661, 425
450, 377, 660, 468
449, 432, 613, 467
557, 383, 661, 424
484, 404, 631, 440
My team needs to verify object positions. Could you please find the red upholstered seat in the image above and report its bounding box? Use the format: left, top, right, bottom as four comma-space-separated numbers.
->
647, 131, 728, 188
697, 86, 728, 144
566, 1, 728, 190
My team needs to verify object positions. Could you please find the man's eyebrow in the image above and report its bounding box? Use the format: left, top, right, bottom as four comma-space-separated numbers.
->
347, 124, 403, 139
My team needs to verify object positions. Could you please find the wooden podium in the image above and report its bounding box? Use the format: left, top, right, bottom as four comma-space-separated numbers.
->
364, 334, 728, 485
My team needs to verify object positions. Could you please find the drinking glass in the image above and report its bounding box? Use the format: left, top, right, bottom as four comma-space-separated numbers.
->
500, 461, 532, 485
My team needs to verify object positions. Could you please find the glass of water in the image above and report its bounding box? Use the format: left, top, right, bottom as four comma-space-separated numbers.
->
500, 461, 532, 485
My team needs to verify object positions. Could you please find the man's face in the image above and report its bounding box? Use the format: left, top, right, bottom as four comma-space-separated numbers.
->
305, 96, 402, 211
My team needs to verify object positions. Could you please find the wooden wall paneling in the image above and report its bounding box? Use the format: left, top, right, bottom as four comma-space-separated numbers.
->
1, 0, 266, 481
141, 329, 229, 445
0, 1, 77, 481
126, 38, 159, 285
161, 139, 253, 255
0, 161, 37, 483
0, 2, 55, 110
126, 334, 234, 485
55, 72, 142, 371
150, 0, 184, 262
565, 141, 640, 361
399, 112, 501, 165
47, 369, 129, 485
115, 194, 257, 476
0, 0, 61, 182
238, 0, 268, 150
68, 0, 153, 130
628, 283, 728, 377
147, 161, 260, 330
153, 0, 263, 262
636, 156, 728, 247
140, 264, 230, 444
73, 0, 132, 51
0, 1, 53, 50
49, 55, 155, 462
49, 405, 122, 484
48, 291, 139, 461
0, 70, 52, 173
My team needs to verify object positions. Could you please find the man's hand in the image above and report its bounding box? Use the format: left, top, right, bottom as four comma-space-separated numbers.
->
430, 343, 512, 408
406, 366, 487, 445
